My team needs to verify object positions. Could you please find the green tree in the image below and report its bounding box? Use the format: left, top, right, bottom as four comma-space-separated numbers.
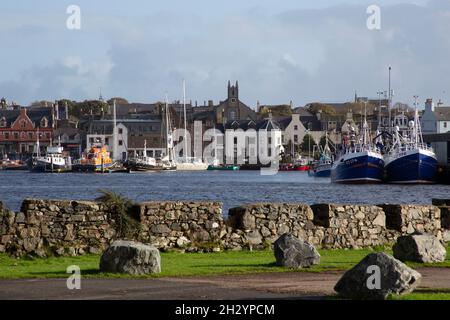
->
307, 103, 336, 115
301, 134, 315, 154
107, 97, 129, 105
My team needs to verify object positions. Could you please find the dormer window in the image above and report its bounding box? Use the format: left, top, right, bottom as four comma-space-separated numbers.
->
0, 117, 6, 127
40, 117, 48, 128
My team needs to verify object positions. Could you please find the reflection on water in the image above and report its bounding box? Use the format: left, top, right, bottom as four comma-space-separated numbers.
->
0, 171, 449, 214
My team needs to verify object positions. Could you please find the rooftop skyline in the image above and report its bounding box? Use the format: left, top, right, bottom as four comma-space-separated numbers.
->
0, 0, 447, 107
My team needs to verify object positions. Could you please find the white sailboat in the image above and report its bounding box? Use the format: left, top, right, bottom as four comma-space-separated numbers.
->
175, 80, 208, 171
159, 95, 177, 171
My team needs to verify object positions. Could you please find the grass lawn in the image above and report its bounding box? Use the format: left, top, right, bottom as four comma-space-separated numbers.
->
0, 246, 449, 300
0, 246, 448, 279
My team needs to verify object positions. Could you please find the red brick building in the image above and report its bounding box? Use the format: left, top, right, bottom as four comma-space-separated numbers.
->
0, 107, 54, 156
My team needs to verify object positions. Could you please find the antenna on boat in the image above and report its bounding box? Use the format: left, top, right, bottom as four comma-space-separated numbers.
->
112, 99, 118, 162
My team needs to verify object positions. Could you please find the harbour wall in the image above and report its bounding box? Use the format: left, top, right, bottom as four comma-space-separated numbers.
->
0, 199, 448, 257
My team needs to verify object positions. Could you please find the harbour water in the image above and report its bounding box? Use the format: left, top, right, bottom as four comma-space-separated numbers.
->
1, 171, 449, 214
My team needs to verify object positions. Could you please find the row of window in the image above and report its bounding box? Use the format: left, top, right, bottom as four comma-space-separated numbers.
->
0, 117, 49, 128
0, 131, 51, 140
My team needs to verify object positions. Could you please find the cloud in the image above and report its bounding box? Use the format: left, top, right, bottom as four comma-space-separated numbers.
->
1, 1, 450, 107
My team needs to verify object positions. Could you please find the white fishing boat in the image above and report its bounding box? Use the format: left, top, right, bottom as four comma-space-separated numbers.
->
126, 140, 160, 172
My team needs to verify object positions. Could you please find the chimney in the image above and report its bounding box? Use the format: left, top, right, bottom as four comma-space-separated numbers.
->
425, 99, 434, 112
65, 101, 69, 120
55, 102, 59, 120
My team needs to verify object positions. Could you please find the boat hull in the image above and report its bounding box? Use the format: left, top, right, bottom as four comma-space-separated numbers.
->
207, 165, 239, 171
385, 149, 438, 184
309, 164, 332, 177
72, 163, 113, 172
176, 163, 208, 171
331, 151, 384, 184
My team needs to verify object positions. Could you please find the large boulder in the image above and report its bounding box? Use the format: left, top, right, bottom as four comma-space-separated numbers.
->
100, 240, 161, 275
393, 233, 447, 263
334, 252, 421, 300
273, 233, 320, 268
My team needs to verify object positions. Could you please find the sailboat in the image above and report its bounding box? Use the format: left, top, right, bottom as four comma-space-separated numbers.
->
331, 104, 384, 183
159, 95, 177, 171
384, 100, 437, 183
175, 80, 208, 171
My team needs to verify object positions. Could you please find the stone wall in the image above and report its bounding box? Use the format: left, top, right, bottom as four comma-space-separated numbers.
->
380, 204, 442, 238
0, 198, 446, 257
137, 201, 225, 251
0, 199, 115, 256
226, 203, 325, 250
311, 204, 393, 249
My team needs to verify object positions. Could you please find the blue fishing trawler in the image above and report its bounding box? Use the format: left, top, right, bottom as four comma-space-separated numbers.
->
331, 120, 384, 184
384, 108, 437, 184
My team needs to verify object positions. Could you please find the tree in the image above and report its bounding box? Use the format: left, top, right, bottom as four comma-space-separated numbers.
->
107, 97, 129, 105
75, 100, 108, 117
307, 103, 336, 115
259, 105, 292, 118
301, 134, 315, 154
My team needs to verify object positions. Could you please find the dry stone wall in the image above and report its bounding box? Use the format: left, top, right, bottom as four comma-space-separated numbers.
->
0, 198, 446, 257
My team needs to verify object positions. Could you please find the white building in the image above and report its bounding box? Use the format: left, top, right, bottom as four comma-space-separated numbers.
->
86, 122, 128, 161
421, 98, 450, 134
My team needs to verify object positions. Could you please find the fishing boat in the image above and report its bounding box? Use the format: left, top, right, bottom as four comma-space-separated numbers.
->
126, 140, 161, 172
207, 159, 239, 171
309, 133, 334, 177
0, 157, 28, 170
72, 145, 114, 172
175, 80, 208, 171
293, 157, 310, 171
31, 146, 72, 173
331, 109, 384, 183
384, 104, 437, 184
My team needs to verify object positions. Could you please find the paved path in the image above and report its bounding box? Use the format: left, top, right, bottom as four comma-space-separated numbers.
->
0, 268, 448, 300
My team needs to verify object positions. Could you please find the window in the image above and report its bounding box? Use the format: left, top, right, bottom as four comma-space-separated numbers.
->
294, 125, 298, 131
230, 111, 236, 120
0, 117, 6, 128
20, 120, 26, 128
445, 122, 448, 128
268, 137, 272, 144
105, 137, 109, 145
89, 137, 94, 143
118, 128, 123, 134
294, 135, 298, 143
4, 132, 9, 139
28, 132, 33, 139
40, 117, 48, 128
119, 140, 123, 146
231, 98, 236, 103
13, 132, 19, 139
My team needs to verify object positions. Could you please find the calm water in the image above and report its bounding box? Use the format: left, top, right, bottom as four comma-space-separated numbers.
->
0, 171, 449, 214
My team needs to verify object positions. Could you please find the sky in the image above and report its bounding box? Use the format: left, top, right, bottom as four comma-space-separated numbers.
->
0, 0, 448, 109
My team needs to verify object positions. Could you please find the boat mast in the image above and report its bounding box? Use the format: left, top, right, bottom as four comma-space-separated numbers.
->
413, 95, 419, 148
113, 99, 118, 161
165, 94, 172, 162
36, 127, 40, 157
183, 79, 188, 162
144, 139, 147, 158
